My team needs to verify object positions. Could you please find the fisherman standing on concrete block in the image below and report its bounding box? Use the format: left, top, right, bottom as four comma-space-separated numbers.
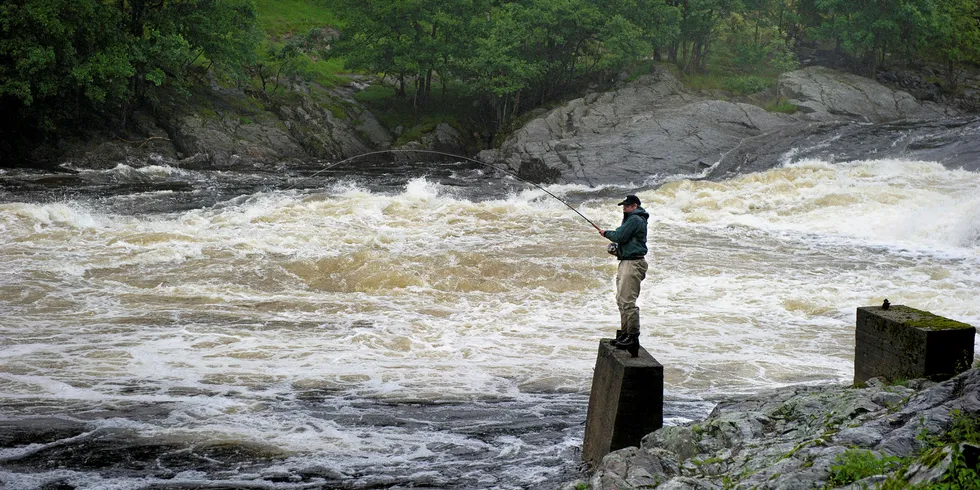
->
598, 195, 649, 355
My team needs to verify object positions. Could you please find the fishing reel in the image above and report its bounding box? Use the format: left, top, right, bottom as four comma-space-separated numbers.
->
606, 243, 619, 256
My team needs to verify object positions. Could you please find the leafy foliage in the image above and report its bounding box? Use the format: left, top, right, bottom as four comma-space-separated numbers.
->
723, 75, 771, 94
328, 0, 681, 128
0, 0, 259, 147
929, 0, 980, 91
874, 410, 980, 489
827, 449, 903, 487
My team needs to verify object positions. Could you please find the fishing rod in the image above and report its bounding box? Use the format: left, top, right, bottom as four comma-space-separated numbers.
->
285, 149, 602, 231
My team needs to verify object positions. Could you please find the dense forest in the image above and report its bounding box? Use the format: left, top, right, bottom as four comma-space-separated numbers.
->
1, 0, 979, 163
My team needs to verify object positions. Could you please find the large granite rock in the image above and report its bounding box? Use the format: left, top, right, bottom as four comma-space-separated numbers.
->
572, 369, 980, 490
484, 66, 970, 185
778, 66, 958, 122
480, 66, 796, 185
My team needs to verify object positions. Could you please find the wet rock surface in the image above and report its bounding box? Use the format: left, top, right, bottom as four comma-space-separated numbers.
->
55, 79, 398, 173
707, 116, 980, 180
566, 369, 980, 490
483, 65, 972, 185
778, 66, 958, 123
480, 67, 795, 186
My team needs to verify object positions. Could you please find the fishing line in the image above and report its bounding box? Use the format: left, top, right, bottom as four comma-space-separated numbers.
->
284, 149, 602, 231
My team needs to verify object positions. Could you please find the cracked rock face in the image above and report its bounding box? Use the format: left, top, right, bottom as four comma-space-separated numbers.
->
777, 66, 957, 123
479, 67, 796, 186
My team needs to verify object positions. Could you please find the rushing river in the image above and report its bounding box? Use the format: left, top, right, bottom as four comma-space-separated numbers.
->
1, 148, 978, 489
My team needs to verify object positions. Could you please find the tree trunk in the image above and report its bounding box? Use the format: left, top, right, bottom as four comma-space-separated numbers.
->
425, 70, 433, 103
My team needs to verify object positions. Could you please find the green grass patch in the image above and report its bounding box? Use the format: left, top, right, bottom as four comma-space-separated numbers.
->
764, 98, 797, 114
679, 71, 731, 92
295, 55, 347, 87
831, 410, 980, 490
254, 0, 339, 37
624, 59, 661, 83
724, 75, 772, 95
680, 70, 779, 95
827, 449, 903, 487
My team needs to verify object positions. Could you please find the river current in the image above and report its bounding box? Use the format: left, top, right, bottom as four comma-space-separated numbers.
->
1, 149, 978, 489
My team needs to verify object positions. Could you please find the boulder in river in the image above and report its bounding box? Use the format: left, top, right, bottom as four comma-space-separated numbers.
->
479, 66, 796, 185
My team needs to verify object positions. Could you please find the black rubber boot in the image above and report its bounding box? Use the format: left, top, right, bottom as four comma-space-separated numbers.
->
613, 333, 639, 357
612, 331, 629, 344
626, 340, 640, 358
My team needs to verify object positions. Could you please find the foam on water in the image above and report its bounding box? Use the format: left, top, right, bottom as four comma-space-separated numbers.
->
1, 158, 978, 487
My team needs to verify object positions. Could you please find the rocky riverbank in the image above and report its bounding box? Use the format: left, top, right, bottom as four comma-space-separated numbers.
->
564, 369, 980, 490
25, 63, 976, 182
39, 77, 470, 174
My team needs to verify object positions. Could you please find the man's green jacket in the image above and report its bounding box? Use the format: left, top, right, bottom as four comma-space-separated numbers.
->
603, 207, 649, 260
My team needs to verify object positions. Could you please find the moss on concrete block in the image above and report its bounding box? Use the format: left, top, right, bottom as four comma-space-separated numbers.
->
889, 305, 974, 331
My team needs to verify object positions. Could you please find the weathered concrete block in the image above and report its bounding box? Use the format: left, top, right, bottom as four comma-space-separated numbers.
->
855, 305, 976, 385
582, 339, 663, 467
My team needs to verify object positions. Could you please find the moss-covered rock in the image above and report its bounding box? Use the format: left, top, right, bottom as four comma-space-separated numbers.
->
585, 369, 980, 490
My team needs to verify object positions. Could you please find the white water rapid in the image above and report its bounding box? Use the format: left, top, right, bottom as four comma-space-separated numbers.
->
1, 157, 978, 489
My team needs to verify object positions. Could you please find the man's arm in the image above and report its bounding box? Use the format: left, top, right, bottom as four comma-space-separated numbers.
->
601, 216, 640, 242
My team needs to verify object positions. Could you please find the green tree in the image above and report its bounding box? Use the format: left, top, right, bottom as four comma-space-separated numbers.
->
460, 2, 542, 129
329, 0, 485, 106
669, 0, 738, 73
812, 0, 937, 73
0, 0, 259, 155
0, 0, 132, 131
929, 0, 980, 91
119, 0, 260, 115
719, 0, 798, 74
249, 39, 303, 94
330, 0, 678, 127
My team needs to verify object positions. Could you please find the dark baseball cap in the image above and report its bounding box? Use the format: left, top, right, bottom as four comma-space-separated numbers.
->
617, 195, 641, 206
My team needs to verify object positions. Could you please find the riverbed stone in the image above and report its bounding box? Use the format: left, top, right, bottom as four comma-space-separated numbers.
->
834, 426, 885, 448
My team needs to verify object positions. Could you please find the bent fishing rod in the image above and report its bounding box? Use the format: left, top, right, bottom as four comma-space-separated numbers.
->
285, 149, 602, 231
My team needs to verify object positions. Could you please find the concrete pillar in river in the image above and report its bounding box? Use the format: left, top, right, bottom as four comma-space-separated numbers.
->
582, 339, 663, 467
855, 304, 976, 385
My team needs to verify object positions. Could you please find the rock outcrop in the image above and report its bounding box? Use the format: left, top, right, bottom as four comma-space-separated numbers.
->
778, 66, 958, 122
61, 79, 469, 172
565, 369, 980, 490
484, 65, 966, 185
480, 67, 796, 185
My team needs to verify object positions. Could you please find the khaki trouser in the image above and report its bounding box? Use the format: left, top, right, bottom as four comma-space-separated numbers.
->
616, 258, 648, 335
